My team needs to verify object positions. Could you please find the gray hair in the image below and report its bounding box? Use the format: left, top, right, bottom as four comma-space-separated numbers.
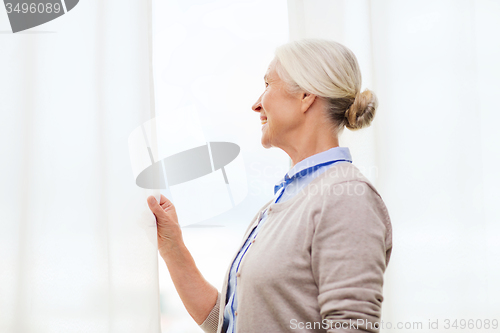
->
273, 38, 378, 132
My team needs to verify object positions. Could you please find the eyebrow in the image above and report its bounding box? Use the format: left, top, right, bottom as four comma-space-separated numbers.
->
264, 74, 268, 81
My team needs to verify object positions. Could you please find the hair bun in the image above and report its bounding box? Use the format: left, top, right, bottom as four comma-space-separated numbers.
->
344, 89, 378, 130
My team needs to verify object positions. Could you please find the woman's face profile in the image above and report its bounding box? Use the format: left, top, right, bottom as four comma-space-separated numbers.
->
252, 59, 303, 150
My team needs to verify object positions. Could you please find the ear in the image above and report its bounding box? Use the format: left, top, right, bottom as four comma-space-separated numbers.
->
300, 92, 317, 113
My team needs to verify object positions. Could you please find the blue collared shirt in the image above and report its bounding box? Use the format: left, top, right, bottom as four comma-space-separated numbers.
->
222, 146, 353, 333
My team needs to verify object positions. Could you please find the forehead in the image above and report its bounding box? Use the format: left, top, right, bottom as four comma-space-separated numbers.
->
264, 61, 279, 81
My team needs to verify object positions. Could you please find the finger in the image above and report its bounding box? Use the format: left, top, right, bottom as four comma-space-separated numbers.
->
147, 196, 166, 217
159, 194, 171, 206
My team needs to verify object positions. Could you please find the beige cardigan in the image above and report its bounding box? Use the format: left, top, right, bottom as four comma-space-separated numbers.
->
199, 161, 393, 333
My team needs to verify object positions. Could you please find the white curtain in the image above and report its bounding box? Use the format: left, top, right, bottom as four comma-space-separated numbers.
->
0, 0, 161, 332
289, 0, 500, 328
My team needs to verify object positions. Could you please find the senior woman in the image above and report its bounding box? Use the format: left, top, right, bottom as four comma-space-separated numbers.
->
147, 39, 393, 333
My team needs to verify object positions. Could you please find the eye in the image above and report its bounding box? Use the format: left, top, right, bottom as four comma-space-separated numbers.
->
265, 81, 269, 88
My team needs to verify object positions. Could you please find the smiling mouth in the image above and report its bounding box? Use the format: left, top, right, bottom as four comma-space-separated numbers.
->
261, 119, 268, 124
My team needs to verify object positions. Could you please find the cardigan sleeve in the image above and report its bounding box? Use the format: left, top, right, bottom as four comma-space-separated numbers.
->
199, 291, 222, 333
310, 180, 391, 333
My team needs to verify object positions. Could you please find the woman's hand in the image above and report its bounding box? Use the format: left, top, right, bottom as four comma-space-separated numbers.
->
147, 195, 219, 325
147, 194, 183, 257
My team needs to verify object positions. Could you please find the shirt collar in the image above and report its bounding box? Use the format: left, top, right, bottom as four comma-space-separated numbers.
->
275, 146, 352, 187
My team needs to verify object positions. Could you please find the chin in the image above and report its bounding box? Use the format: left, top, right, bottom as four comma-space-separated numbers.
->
261, 135, 272, 149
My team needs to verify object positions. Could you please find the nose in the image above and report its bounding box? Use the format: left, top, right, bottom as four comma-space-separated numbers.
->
252, 93, 263, 112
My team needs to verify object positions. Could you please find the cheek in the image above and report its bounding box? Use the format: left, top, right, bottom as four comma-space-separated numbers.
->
261, 90, 282, 117
260, 92, 272, 112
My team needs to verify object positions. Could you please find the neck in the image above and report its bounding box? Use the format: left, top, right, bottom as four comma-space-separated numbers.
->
286, 133, 339, 167
280, 102, 341, 167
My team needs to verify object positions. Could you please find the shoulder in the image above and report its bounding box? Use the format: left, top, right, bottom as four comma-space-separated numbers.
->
319, 161, 379, 192
302, 162, 383, 208
306, 162, 393, 265
306, 161, 385, 204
